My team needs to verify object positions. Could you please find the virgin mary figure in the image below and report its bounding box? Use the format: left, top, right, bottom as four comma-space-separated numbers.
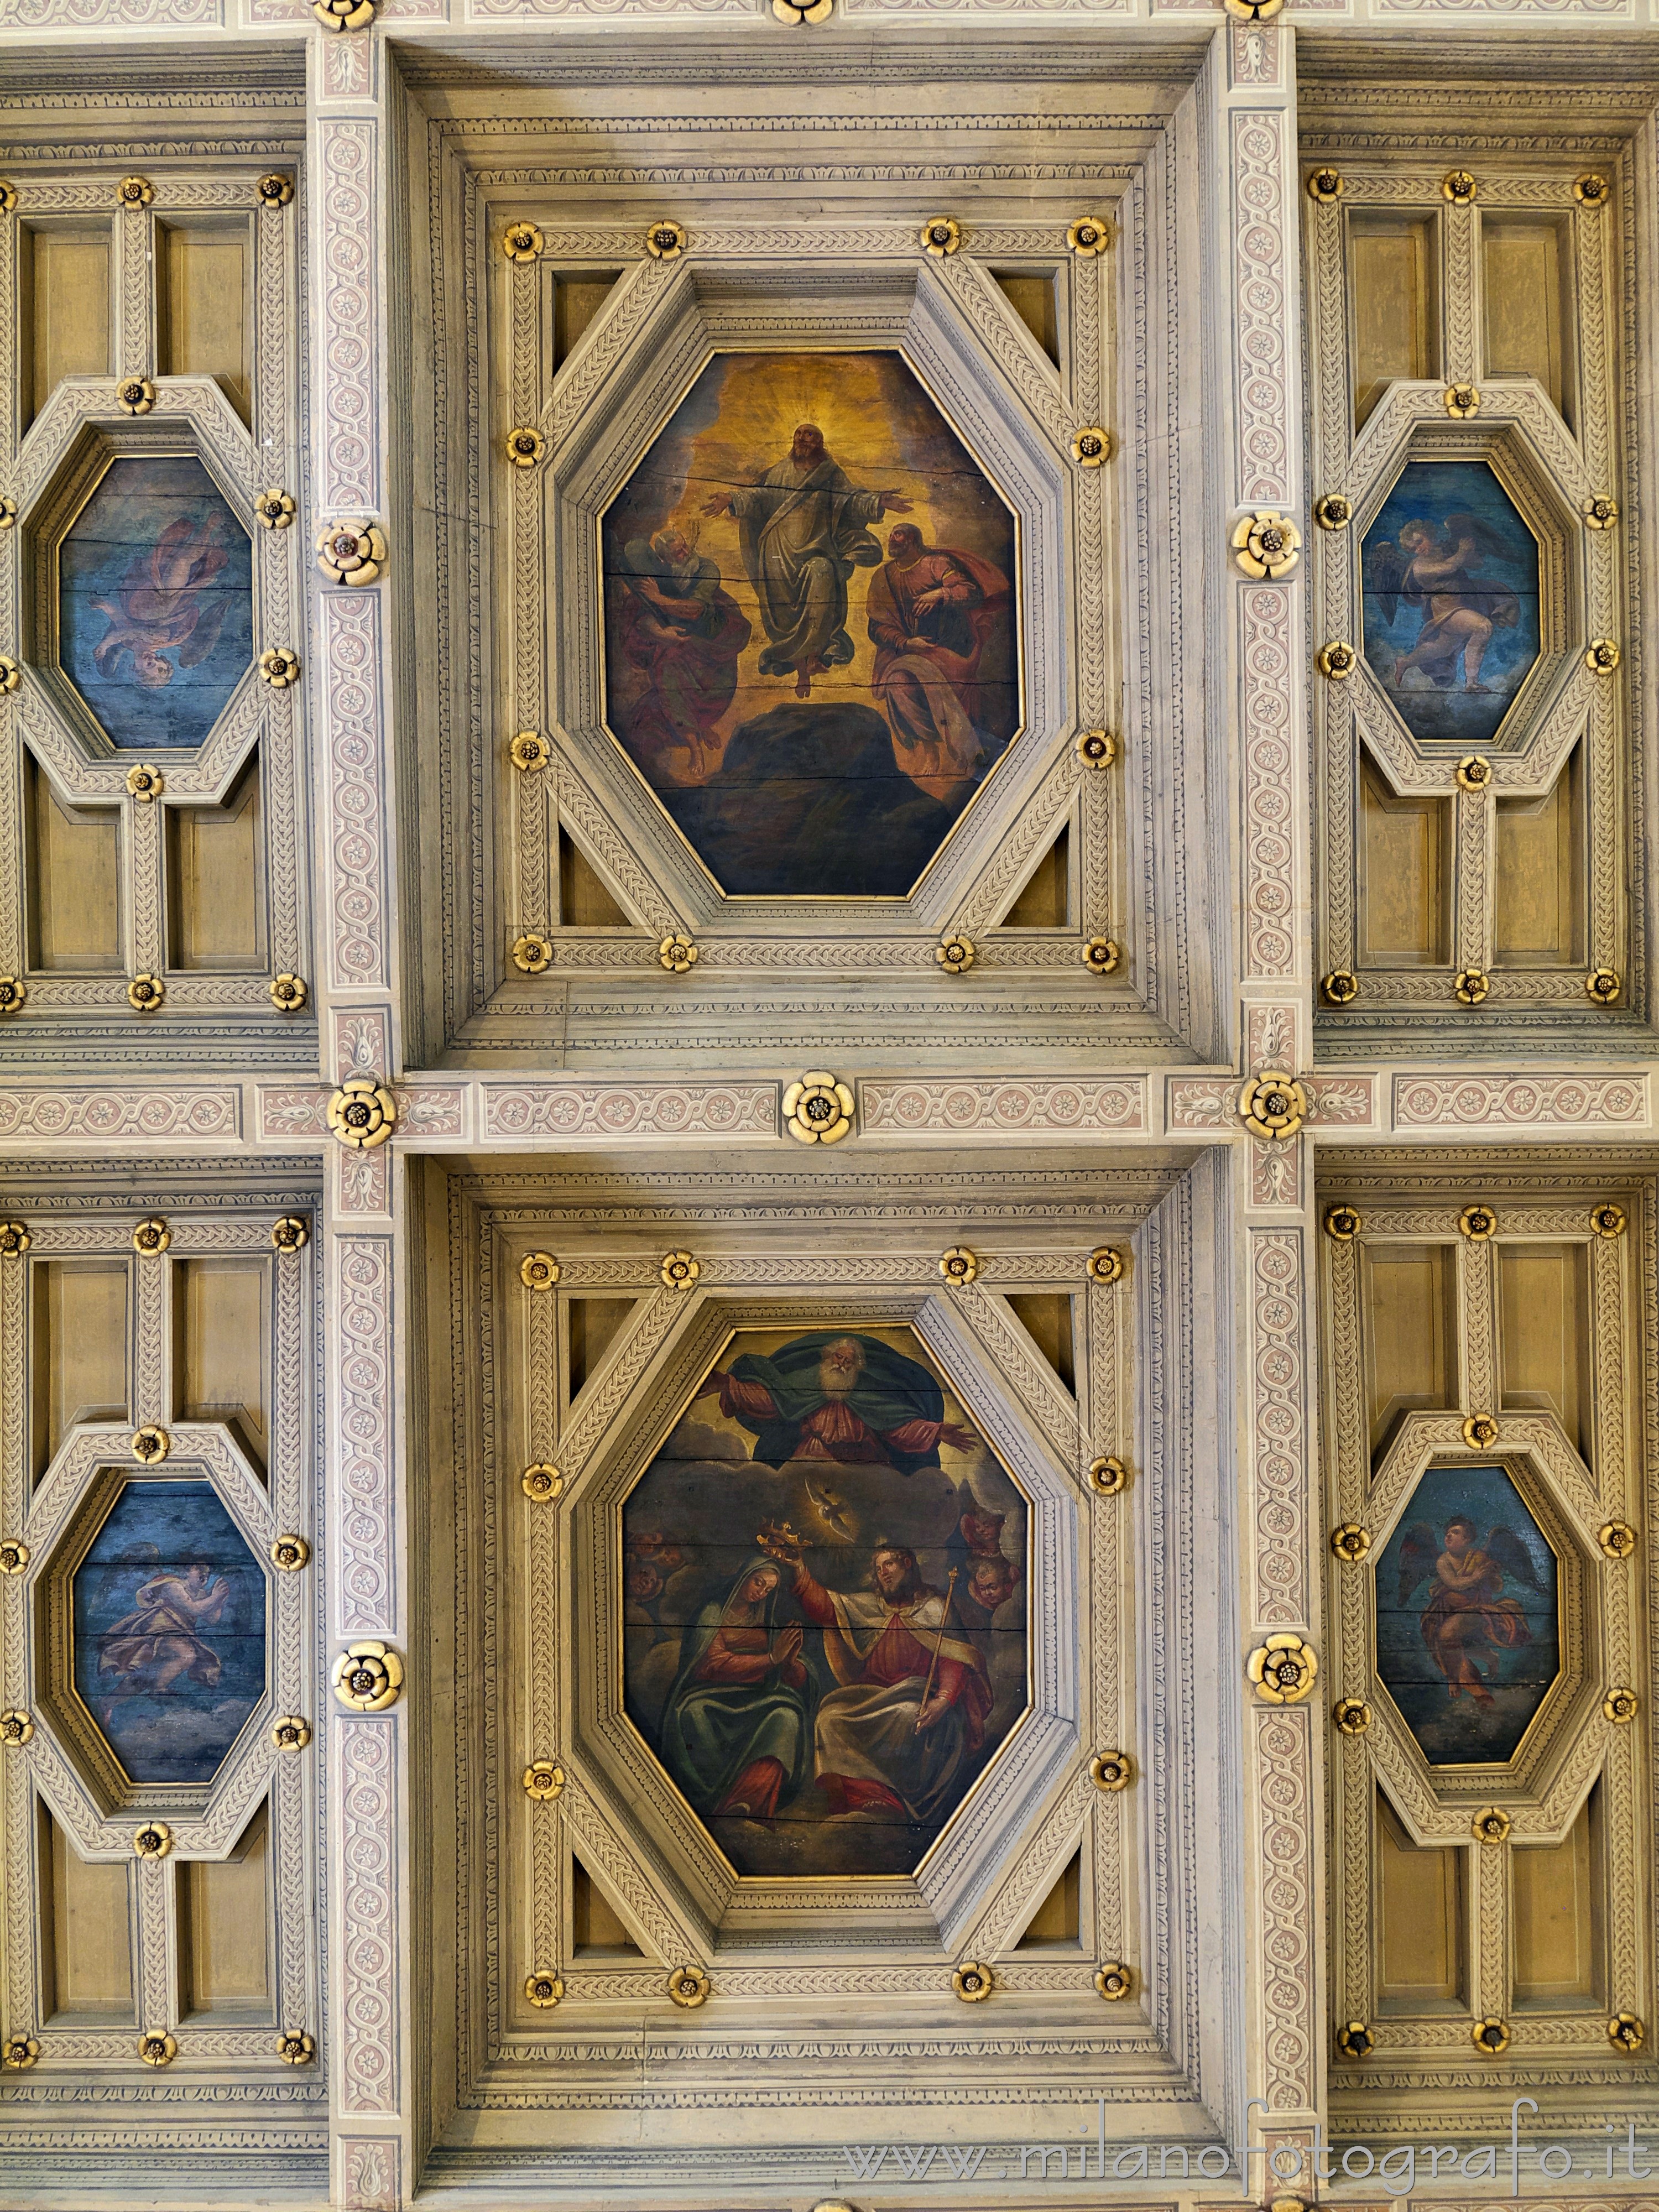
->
659, 1557, 812, 1822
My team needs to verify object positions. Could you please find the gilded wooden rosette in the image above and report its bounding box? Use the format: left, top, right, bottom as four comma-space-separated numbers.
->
951, 1960, 993, 2002
1247, 1634, 1317, 1704
1089, 1749, 1134, 1791
1238, 1072, 1306, 1141
332, 1640, 404, 1713
938, 1245, 978, 1286
316, 518, 387, 587
328, 1074, 396, 1150
783, 1071, 854, 1145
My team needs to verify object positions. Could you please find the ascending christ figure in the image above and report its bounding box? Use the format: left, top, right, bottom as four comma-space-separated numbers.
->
702, 422, 912, 698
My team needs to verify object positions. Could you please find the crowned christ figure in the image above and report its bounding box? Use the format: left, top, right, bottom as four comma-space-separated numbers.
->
702, 422, 911, 697
755, 1532, 992, 1825
693, 1331, 978, 1477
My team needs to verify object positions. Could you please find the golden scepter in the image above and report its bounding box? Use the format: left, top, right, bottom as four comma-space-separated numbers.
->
915, 1567, 959, 1732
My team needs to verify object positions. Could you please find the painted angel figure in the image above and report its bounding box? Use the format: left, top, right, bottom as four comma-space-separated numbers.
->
91, 512, 233, 690
1395, 1513, 1542, 1705
1364, 512, 1521, 693
98, 1558, 231, 1697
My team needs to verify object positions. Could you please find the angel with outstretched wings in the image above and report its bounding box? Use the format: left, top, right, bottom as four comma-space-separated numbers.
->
1364, 512, 1521, 694
1395, 1512, 1537, 1706
91, 512, 233, 691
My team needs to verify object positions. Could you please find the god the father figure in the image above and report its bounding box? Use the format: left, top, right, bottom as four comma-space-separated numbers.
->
703, 422, 911, 698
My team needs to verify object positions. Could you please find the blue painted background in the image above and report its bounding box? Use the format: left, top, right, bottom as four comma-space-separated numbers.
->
59, 456, 252, 750
1362, 460, 1541, 747
72, 1481, 265, 1785
1374, 1463, 1558, 1766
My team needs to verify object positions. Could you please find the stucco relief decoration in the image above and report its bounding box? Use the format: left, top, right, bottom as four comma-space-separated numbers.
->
622, 1325, 1026, 1877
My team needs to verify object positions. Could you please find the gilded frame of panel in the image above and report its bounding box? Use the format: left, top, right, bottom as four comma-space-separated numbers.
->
415, 1145, 1244, 2168
1303, 137, 1645, 1055
400, 54, 1228, 1072
0, 154, 310, 1064
1318, 1150, 1653, 2127
0, 1170, 324, 2086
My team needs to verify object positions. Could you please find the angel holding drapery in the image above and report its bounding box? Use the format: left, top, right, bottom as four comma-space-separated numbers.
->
1364, 511, 1521, 696
1394, 1512, 1545, 1707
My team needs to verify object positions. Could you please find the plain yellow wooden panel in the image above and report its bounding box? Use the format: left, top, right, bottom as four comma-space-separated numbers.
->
40, 1804, 134, 2020
159, 218, 254, 424
1350, 215, 1437, 429
1378, 1796, 1464, 2007
178, 1803, 272, 2016
166, 755, 265, 971
567, 1296, 636, 1401
26, 755, 121, 972
1004, 825, 1070, 927
175, 1255, 270, 1475
1363, 1242, 1457, 1457
1017, 1850, 1081, 1948
558, 828, 629, 926
31, 1260, 128, 1482
1499, 1241, 1590, 1462
990, 270, 1061, 369
1494, 754, 1579, 966
1360, 755, 1449, 967
552, 272, 623, 369
1514, 1794, 1597, 2004
1483, 217, 1568, 418
1007, 1292, 1077, 1394
24, 225, 112, 425
571, 1856, 640, 1956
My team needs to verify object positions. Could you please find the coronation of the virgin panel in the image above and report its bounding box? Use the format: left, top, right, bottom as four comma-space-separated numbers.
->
623, 1324, 1028, 1877
602, 349, 1018, 898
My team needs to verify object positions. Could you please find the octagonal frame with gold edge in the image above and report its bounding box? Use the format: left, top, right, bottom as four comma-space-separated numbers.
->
1358, 1416, 1593, 1808
23, 1432, 288, 1820
582, 1296, 1061, 1923
572, 320, 1046, 915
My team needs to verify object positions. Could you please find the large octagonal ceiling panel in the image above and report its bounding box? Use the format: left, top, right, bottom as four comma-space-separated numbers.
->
622, 1322, 1027, 1878
1360, 459, 1541, 748
601, 349, 1019, 898
59, 455, 253, 750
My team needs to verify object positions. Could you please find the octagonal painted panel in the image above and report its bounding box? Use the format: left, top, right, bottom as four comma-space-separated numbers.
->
1361, 460, 1541, 746
1374, 1463, 1558, 1765
72, 1480, 266, 1785
602, 351, 1019, 897
59, 456, 253, 749
623, 1325, 1028, 1876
